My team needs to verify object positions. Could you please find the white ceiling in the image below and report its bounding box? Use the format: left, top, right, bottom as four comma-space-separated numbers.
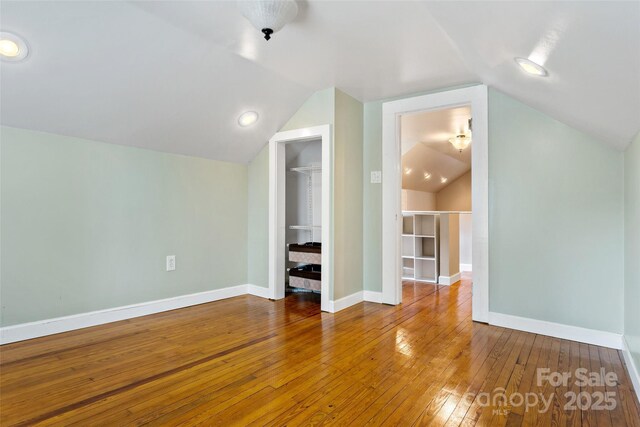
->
401, 106, 472, 193
1, 1, 638, 163
423, 1, 640, 150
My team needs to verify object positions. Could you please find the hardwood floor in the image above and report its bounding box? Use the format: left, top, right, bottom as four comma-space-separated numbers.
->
1, 276, 639, 426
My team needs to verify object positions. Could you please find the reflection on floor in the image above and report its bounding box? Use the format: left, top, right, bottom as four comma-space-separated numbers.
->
1, 274, 639, 426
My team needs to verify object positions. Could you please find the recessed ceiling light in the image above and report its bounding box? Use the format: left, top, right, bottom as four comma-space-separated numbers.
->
238, 111, 258, 127
404, 167, 412, 175
0, 32, 29, 62
424, 172, 431, 180
514, 57, 548, 77
440, 177, 448, 184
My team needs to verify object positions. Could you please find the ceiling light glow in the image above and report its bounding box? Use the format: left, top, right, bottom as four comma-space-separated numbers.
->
514, 57, 548, 77
404, 168, 412, 175
0, 32, 29, 62
527, 17, 567, 66
449, 134, 472, 152
424, 172, 431, 180
238, 111, 259, 127
0, 39, 19, 57
440, 177, 448, 184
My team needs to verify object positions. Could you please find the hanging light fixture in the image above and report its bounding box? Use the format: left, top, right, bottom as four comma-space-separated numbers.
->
449, 134, 472, 152
238, 0, 298, 41
449, 118, 473, 152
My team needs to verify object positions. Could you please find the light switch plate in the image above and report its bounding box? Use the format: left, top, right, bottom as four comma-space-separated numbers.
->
370, 171, 382, 184
166, 255, 176, 271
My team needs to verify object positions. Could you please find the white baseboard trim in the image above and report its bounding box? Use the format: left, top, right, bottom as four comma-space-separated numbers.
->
363, 290, 383, 303
622, 337, 640, 404
247, 284, 270, 299
488, 312, 623, 350
327, 291, 364, 313
1, 284, 252, 345
460, 263, 472, 272
438, 272, 461, 286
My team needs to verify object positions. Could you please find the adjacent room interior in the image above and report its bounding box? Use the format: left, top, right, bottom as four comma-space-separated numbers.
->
400, 106, 473, 288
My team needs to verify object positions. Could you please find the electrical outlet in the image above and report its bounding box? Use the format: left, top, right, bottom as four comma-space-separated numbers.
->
371, 171, 382, 184
166, 255, 176, 271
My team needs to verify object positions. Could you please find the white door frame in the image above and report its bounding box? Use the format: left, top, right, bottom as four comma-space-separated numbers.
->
269, 124, 332, 312
381, 85, 489, 322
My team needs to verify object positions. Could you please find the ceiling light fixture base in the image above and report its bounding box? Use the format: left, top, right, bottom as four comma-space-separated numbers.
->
238, 0, 298, 41
261, 28, 274, 40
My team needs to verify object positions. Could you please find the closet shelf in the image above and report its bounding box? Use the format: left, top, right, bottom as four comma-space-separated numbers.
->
290, 165, 322, 174
289, 225, 322, 230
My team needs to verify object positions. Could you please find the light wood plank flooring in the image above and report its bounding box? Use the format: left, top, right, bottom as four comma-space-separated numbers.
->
1, 276, 639, 426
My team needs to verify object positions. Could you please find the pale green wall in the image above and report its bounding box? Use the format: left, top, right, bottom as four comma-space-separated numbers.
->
362, 101, 384, 292
489, 89, 624, 333
280, 88, 335, 132
625, 132, 640, 368
1, 127, 248, 326
4, 85, 629, 336
333, 90, 364, 299
361, 87, 625, 335
247, 87, 364, 300
247, 145, 269, 288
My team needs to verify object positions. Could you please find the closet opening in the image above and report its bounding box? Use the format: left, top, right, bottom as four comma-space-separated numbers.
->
285, 139, 322, 300
268, 125, 332, 312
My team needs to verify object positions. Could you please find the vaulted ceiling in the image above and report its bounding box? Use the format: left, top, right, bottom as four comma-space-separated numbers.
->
402, 107, 472, 193
1, 1, 638, 163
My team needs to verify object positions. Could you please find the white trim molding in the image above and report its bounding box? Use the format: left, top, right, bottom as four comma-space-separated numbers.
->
460, 263, 472, 272
1, 284, 271, 345
622, 337, 640, 404
438, 273, 461, 286
2, 286, 242, 344
247, 284, 271, 299
327, 290, 382, 312
382, 85, 489, 323
363, 290, 383, 303
327, 291, 364, 313
488, 312, 623, 350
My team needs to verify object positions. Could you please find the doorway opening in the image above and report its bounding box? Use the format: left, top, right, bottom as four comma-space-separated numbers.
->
400, 106, 473, 289
382, 85, 489, 322
285, 138, 322, 301
269, 125, 332, 312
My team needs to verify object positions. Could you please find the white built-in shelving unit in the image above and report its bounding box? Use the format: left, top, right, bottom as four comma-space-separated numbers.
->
401, 212, 439, 283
